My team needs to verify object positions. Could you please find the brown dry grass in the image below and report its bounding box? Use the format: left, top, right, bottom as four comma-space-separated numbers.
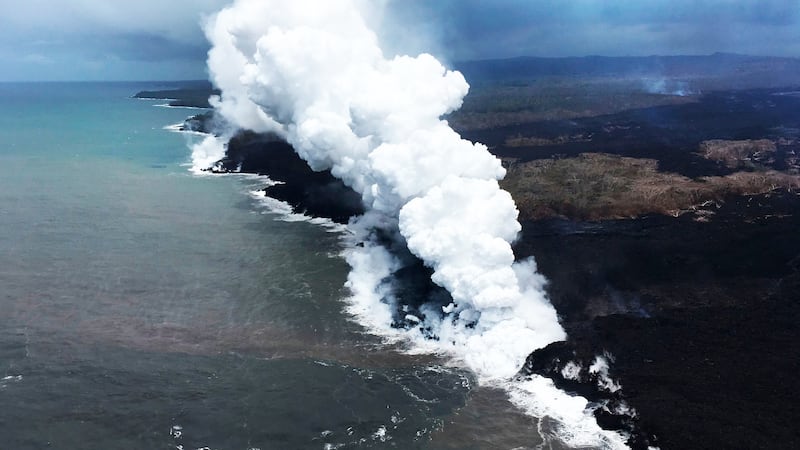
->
501, 153, 800, 220
698, 139, 776, 168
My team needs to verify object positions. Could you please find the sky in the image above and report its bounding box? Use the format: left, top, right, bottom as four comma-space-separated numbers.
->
0, 0, 798, 81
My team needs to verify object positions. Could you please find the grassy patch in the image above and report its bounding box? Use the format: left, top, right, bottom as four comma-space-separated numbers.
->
501, 153, 800, 220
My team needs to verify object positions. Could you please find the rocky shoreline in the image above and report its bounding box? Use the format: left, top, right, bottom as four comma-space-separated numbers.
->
215, 130, 364, 223
168, 110, 364, 223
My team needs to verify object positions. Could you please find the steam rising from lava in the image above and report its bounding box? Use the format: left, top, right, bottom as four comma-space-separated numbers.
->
195, 0, 565, 379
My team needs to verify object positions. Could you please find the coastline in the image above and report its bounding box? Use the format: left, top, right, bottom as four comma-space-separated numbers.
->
144, 76, 800, 448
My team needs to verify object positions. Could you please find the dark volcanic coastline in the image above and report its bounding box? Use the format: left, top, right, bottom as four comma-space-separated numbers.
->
497, 87, 800, 448
146, 57, 800, 448
516, 193, 800, 449
215, 131, 364, 224
162, 108, 364, 223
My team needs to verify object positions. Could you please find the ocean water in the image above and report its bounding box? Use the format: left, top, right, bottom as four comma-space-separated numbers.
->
0, 83, 549, 449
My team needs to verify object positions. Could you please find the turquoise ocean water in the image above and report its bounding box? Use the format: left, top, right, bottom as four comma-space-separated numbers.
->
0, 83, 545, 449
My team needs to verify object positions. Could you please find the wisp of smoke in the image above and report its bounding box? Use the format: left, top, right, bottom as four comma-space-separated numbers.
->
195, 1, 626, 447
643, 78, 698, 97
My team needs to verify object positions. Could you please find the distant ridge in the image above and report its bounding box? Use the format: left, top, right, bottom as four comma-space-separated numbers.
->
453, 53, 800, 85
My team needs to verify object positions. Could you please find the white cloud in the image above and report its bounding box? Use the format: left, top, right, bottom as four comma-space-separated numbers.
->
1, 1, 230, 42
0, 0, 229, 80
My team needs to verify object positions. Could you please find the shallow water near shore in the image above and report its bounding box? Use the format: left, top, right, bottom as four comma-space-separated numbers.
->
0, 83, 558, 449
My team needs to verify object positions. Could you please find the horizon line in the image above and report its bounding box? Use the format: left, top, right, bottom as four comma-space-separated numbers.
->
3, 52, 798, 83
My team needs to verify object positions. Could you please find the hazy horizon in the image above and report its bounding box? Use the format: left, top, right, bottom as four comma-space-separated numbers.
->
0, 50, 796, 84
1, 0, 797, 81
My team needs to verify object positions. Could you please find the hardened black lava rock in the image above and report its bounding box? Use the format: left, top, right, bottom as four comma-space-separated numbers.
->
218, 130, 364, 224
517, 191, 800, 449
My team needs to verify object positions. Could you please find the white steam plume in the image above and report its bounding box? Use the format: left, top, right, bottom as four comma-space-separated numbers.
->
194, 0, 623, 447
195, 2, 623, 446
199, 0, 565, 378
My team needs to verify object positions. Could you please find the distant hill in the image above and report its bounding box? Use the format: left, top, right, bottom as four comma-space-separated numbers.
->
454, 53, 800, 88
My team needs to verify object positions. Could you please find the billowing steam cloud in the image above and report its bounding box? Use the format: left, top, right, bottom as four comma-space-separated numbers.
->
196, 0, 566, 378
194, 1, 631, 446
